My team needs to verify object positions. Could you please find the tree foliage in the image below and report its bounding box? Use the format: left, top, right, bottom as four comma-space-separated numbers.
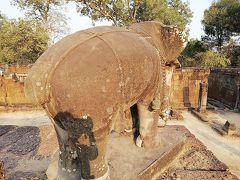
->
12, 0, 69, 44
202, 0, 240, 47
137, 0, 192, 30
230, 46, 240, 67
197, 50, 230, 68
222, 40, 240, 67
0, 15, 48, 64
179, 39, 230, 67
70, 0, 192, 29
180, 39, 209, 58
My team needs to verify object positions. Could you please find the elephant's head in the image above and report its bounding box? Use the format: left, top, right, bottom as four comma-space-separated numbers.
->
129, 21, 187, 66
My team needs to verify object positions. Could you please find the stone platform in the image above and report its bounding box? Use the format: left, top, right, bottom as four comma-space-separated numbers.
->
107, 126, 185, 179
0, 124, 238, 179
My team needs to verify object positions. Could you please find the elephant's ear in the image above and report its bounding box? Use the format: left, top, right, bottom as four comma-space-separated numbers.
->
129, 21, 187, 65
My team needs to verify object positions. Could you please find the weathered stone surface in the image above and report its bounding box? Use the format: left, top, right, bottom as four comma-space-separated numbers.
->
8, 171, 46, 180
191, 110, 209, 122
7, 127, 40, 155
0, 64, 36, 110
170, 68, 210, 110
0, 125, 16, 137
211, 123, 228, 136
160, 170, 238, 180
157, 126, 239, 180
170, 110, 184, 120
0, 77, 35, 109
208, 68, 240, 110
0, 161, 4, 180
0, 156, 18, 170
179, 150, 227, 171
0, 125, 54, 179
0, 126, 36, 150
0, 126, 39, 153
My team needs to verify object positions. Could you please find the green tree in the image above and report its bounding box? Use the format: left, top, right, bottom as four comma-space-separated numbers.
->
179, 39, 209, 66
0, 16, 49, 64
70, 0, 192, 29
197, 50, 230, 68
137, 0, 192, 30
222, 39, 240, 67
230, 46, 240, 67
179, 39, 230, 67
12, 0, 69, 44
202, 0, 240, 48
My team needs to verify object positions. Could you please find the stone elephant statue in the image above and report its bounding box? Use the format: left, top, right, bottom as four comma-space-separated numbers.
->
25, 21, 185, 180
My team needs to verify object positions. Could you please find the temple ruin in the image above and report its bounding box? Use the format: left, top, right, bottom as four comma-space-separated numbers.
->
0, 22, 239, 179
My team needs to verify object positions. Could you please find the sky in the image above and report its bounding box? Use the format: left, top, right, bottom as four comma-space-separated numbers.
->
0, 0, 214, 40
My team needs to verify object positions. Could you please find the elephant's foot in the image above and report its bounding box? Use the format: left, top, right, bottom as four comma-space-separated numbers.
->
57, 166, 81, 180
46, 151, 81, 180
158, 116, 166, 127
135, 135, 161, 149
82, 166, 109, 180
47, 159, 109, 180
136, 135, 143, 147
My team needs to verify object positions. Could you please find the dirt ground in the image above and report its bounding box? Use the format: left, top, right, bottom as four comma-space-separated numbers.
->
207, 109, 240, 129
168, 110, 240, 178
0, 111, 50, 127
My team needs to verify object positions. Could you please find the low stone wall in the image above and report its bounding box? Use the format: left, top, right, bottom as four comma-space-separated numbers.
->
208, 68, 240, 109
170, 68, 210, 110
0, 77, 39, 110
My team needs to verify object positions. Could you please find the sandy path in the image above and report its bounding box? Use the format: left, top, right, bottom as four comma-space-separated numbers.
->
167, 111, 240, 178
215, 110, 240, 128
0, 111, 51, 126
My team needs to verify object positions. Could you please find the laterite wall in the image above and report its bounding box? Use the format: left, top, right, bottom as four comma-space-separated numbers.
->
0, 77, 36, 109
170, 68, 210, 109
208, 68, 240, 109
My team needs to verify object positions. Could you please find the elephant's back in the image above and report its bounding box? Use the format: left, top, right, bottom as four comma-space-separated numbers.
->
49, 28, 160, 124
25, 26, 124, 106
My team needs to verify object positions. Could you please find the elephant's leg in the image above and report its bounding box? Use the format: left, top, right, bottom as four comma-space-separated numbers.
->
80, 126, 110, 179
111, 108, 132, 133
50, 112, 109, 180
136, 103, 160, 149
53, 123, 82, 180
123, 108, 133, 133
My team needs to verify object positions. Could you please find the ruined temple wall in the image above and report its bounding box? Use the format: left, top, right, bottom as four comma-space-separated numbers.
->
169, 68, 210, 110
0, 77, 39, 110
208, 68, 240, 109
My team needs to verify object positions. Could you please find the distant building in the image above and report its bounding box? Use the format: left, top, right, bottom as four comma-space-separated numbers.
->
0, 63, 31, 82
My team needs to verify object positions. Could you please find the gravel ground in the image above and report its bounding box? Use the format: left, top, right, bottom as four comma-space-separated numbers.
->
158, 126, 238, 180
0, 111, 57, 179
168, 111, 240, 178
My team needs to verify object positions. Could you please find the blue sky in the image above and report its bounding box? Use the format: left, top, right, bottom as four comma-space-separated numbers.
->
0, 0, 214, 39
